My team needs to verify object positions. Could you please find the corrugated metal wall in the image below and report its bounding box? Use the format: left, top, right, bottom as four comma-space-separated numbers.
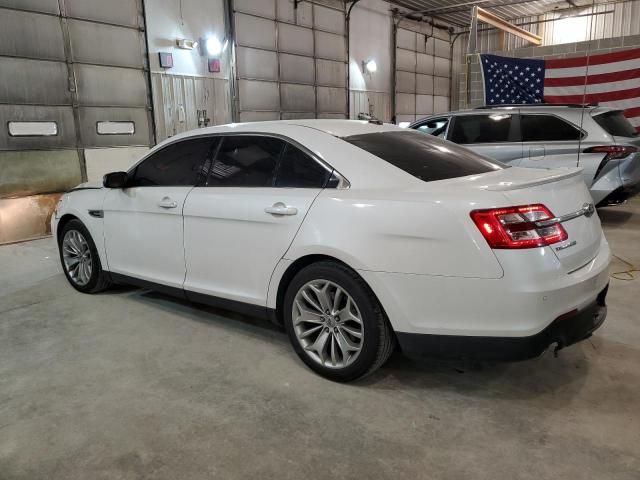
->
232, 0, 348, 121
542, 1, 640, 46
394, 21, 452, 124
0, 0, 153, 244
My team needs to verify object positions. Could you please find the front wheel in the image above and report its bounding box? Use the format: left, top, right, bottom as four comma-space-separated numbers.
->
283, 261, 395, 382
58, 219, 112, 293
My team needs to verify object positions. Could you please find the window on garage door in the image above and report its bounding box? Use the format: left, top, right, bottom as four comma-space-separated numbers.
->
449, 114, 519, 144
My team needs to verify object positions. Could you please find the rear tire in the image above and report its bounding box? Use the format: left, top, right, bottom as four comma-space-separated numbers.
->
283, 261, 395, 382
58, 219, 112, 294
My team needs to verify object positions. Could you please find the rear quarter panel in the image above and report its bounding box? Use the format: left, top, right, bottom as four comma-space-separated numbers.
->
283, 188, 505, 279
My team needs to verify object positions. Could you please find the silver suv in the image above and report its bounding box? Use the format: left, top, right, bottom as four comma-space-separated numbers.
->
409, 105, 640, 206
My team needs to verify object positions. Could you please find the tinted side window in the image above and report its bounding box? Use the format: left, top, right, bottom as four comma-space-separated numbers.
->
449, 114, 517, 144
521, 114, 582, 141
130, 137, 216, 187
209, 136, 284, 187
592, 110, 638, 137
275, 144, 330, 188
343, 130, 504, 183
415, 118, 449, 138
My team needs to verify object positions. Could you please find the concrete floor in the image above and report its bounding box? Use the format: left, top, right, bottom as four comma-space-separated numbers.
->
1, 201, 639, 480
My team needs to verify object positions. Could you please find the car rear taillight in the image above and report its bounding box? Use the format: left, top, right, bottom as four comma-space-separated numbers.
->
584, 145, 638, 179
470, 204, 568, 249
583, 145, 638, 159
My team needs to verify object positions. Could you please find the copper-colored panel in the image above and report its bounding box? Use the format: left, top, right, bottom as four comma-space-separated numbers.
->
0, 193, 62, 244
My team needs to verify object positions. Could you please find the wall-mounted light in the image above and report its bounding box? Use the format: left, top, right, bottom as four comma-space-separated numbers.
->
362, 59, 377, 74
176, 38, 198, 50
200, 36, 223, 57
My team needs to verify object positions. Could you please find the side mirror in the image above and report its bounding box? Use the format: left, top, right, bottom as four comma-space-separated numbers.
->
103, 171, 128, 189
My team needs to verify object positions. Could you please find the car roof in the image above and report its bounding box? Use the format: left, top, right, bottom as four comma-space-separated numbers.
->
158, 119, 399, 148
417, 104, 619, 118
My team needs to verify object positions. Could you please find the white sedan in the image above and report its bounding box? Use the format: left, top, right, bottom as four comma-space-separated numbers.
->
53, 120, 611, 381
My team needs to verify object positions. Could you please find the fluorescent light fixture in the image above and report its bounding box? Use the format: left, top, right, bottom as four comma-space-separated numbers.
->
176, 38, 198, 50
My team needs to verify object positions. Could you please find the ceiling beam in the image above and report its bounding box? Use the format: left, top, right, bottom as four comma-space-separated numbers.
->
474, 6, 543, 45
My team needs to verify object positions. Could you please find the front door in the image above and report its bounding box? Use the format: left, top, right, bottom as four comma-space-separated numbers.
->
103, 136, 217, 288
183, 136, 331, 306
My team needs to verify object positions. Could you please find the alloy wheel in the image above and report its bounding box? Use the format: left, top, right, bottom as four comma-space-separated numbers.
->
62, 230, 93, 286
292, 280, 364, 369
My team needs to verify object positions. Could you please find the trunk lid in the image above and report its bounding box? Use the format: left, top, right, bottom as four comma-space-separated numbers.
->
491, 167, 602, 272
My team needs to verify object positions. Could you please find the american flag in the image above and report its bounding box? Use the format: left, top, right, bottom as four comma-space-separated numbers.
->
480, 48, 640, 133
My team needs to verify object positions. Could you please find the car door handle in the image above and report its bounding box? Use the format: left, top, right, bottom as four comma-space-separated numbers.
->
264, 202, 298, 216
158, 197, 178, 209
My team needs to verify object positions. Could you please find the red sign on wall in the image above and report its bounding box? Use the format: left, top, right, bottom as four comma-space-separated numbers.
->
208, 58, 221, 73
158, 52, 173, 68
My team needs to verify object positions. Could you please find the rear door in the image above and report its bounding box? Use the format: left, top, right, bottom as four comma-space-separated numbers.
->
519, 113, 589, 165
182, 135, 331, 306
518, 113, 618, 197
447, 113, 523, 164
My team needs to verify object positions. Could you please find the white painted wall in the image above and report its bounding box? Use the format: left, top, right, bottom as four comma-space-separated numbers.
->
85, 147, 150, 182
145, 0, 229, 78
348, 0, 393, 121
145, 0, 232, 139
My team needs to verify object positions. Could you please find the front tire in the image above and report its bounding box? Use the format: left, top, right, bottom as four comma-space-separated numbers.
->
58, 219, 112, 293
283, 261, 395, 382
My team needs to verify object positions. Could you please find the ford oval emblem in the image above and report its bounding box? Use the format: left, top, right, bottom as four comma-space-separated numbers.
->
584, 203, 595, 218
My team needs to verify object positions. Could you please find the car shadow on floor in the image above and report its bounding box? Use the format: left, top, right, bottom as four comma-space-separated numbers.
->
598, 207, 634, 227
359, 345, 593, 401
114, 286, 594, 401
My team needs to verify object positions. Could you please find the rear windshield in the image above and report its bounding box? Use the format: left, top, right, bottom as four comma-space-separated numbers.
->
593, 110, 638, 137
342, 130, 505, 182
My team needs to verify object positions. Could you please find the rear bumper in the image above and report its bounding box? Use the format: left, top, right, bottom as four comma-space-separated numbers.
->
598, 184, 640, 206
396, 285, 608, 361
360, 235, 610, 338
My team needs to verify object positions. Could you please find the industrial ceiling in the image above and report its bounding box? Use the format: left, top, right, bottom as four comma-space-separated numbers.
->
384, 0, 610, 27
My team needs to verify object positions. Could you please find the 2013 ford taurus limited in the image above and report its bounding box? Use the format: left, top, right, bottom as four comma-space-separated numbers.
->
52, 120, 611, 382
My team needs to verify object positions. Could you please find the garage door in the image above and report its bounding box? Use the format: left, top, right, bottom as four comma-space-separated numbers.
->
233, 0, 348, 121
0, 0, 153, 244
395, 26, 451, 124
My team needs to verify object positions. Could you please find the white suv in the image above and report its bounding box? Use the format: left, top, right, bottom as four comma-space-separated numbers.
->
410, 105, 640, 206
